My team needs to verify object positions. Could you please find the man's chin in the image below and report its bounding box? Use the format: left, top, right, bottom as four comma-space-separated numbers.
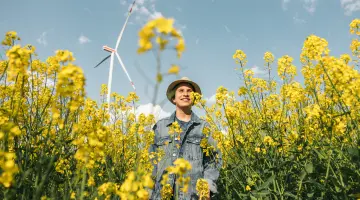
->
176, 103, 192, 109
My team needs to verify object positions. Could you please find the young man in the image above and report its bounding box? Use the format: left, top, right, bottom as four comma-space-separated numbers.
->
149, 77, 222, 200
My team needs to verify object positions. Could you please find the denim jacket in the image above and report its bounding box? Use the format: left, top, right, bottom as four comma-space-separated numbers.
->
148, 111, 222, 200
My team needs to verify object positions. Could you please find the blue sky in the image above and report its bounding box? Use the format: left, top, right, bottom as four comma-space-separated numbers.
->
1, 0, 359, 119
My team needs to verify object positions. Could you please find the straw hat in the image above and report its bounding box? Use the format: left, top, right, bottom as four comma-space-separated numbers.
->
166, 77, 202, 105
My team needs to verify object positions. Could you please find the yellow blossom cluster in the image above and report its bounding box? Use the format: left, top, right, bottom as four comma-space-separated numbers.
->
264, 51, 275, 67
196, 178, 209, 199
168, 121, 182, 141
232, 49, 247, 66
0, 152, 19, 188
277, 55, 297, 81
300, 34, 330, 63
349, 19, 360, 35
1, 31, 20, 46
161, 158, 192, 196
116, 171, 154, 200
137, 17, 185, 58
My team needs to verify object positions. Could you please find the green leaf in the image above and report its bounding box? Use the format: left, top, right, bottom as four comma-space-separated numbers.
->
313, 149, 325, 160
250, 194, 258, 200
299, 170, 306, 181
307, 192, 314, 197
258, 175, 275, 190
284, 192, 297, 198
235, 190, 249, 198
349, 193, 360, 198
305, 162, 314, 174
347, 147, 359, 158
252, 190, 270, 198
335, 186, 341, 192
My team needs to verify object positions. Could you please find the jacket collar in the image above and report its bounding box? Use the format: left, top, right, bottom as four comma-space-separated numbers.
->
166, 110, 201, 127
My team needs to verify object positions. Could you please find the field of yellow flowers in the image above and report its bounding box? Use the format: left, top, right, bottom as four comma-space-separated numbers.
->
1, 16, 360, 200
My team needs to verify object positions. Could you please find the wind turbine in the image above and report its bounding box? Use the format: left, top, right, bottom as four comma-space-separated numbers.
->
95, 0, 137, 114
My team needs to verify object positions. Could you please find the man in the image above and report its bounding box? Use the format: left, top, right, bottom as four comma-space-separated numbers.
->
149, 77, 222, 200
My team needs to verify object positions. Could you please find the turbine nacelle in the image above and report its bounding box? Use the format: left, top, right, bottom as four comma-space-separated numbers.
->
103, 45, 116, 53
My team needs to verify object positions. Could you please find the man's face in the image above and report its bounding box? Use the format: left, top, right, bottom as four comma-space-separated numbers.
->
172, 83, 194, 108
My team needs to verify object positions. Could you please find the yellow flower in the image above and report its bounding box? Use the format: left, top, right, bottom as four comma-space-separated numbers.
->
233, 49, 247, 66
154, 17, 174, 34
168, 64, 180, 75
88, 176, 95, 186
1, 31, 20, 46
264, 51, 275, 67
263, 136, 274, 146
350, 38, 360, 57
55, 50, 75, 63
156, 36, 169, 50
168, 121, 182, 135
277, 55, 296, 80
340, 54, 352, 64
70, 192, 76, 199
349, 18, 360, 35
137, 16, 184, 57
196, 178, 209, 199
245, 185, 251, 191
300, 34, 329, 63
175, 38, 185, 58
160, 184, 173, 200
5, 45, 32, 81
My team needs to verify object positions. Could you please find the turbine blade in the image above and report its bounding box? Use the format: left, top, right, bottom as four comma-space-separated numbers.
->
114, 0, 137, 49
115, 52, 136, 91
94, 55, 111, 68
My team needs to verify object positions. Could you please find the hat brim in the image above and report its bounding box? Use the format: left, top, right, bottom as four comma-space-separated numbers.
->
166, 80, 202, 105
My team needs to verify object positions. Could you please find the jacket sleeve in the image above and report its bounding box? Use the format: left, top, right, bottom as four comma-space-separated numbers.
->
203, 122, 223, 195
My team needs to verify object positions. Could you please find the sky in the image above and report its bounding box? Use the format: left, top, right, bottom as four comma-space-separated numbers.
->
1, 0, 359, 120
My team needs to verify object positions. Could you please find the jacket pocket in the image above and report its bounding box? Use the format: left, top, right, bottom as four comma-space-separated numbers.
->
155, 136, 173, 160
155, 136, 172, 146
184, 137, 203, 160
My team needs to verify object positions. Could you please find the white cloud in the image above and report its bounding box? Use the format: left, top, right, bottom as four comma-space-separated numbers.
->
250, 65, 267, 76
293, 13, 306, 24
126, 0, 186, 35
78, 34, 91, 44
36, 32, 47, 46
282, 0, 291, 10
224, 25, 231, 33
303, 0, 317, 14
135, 103, 171, 121
150, 11, 163, 19
127, 0, 160, 23
204, 94, 216, 105
341, 0, 360, 15
282, 0, 318, 13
